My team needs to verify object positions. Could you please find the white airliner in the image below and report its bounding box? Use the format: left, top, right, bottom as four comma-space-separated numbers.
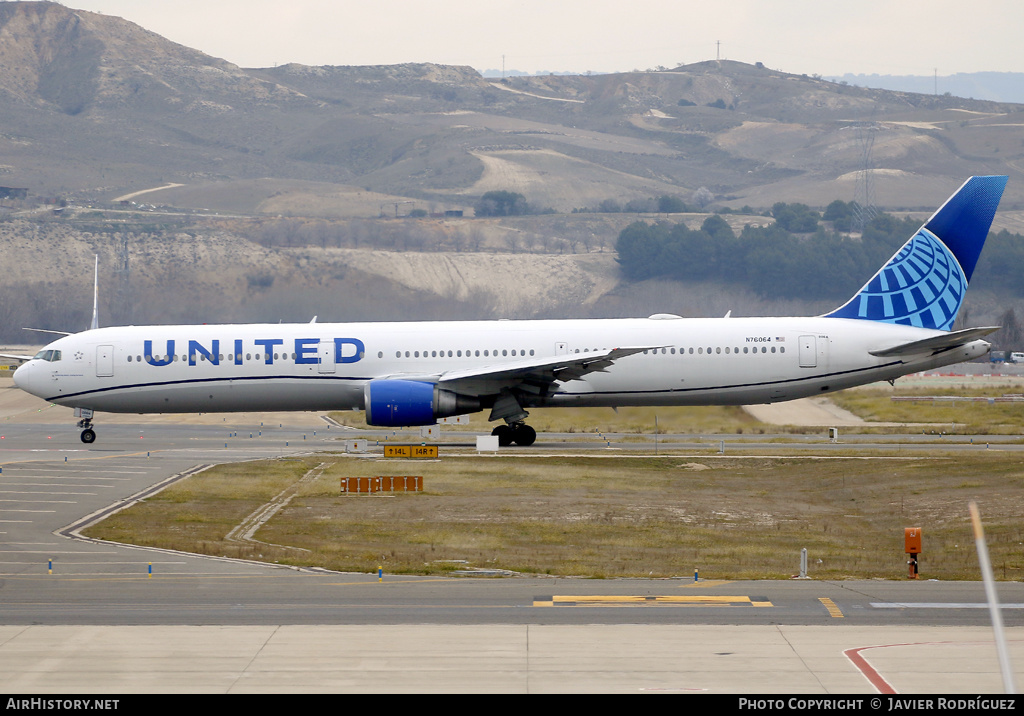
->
11, 176, 1008, 446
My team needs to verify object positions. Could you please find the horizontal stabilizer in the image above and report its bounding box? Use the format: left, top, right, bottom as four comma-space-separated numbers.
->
868, 326, 999, 357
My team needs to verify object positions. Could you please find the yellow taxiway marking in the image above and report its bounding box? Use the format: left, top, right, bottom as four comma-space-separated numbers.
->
819, 597, 844, 618
679, 580, 733, 588
533, 595, 773, 607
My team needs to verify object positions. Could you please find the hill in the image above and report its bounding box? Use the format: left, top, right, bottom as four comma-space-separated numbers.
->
3, 2, 1024, 343
1, 2, 1023, 214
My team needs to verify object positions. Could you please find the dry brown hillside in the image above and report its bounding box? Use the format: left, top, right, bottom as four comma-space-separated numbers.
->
2, 3, 1024, 340
1, 2, 1022, 213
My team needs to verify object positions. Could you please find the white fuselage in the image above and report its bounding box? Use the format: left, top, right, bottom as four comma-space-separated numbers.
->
12, 316, 990, 415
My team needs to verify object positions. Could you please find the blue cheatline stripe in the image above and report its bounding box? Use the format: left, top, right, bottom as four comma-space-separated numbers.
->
45, 373, 374, 403
49, 361, 906, 405
556, 360, 906, 398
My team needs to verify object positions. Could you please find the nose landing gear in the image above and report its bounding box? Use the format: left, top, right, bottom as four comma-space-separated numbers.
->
77, 416, 96, 444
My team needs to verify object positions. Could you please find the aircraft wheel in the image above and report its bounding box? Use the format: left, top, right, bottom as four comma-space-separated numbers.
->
80, 429, 96, 444
512, 424, 536, 447
491, 425, 514, 447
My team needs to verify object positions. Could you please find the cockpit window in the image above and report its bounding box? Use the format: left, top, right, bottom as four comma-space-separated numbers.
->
32, 349, 61, 362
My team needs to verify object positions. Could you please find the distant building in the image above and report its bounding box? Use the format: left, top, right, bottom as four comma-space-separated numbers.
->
0, 187, 28, 201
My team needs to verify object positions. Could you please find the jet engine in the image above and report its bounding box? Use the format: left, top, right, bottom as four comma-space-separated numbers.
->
363, 379, 481, 427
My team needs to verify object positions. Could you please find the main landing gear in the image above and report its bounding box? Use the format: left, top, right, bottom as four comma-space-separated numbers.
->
77, 417, 96, 444
491, 422, 537, 447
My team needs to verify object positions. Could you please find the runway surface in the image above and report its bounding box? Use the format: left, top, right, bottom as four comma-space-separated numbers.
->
0, 418, 1022, 693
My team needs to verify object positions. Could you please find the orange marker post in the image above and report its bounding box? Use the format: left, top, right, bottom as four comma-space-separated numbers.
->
905, 527, 922, 579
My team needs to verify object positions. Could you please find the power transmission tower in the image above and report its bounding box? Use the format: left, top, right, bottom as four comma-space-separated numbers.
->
112, 232, 133, 325
853, 124, 878, 234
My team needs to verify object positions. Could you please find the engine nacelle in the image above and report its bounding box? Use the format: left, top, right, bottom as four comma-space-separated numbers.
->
363, 380, 481, 427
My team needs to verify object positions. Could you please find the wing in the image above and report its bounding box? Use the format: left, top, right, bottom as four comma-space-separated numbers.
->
868, 326, 999, 358
377, 346, 658, 398
22, 328, 73, 337
0, 352, 34, 364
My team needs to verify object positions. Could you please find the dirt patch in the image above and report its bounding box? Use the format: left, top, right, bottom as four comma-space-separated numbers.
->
331, 248, 620, 315
743, 397, 865, 427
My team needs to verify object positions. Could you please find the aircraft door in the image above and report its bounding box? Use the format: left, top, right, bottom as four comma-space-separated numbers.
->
96, 345, 114, 377
317, 340, 335, 374
798, 335, 816, 368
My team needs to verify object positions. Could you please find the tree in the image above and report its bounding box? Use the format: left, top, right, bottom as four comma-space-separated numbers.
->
474, 190, 528, 217
691, 186, 714, 210
771, 202, 819, 233
615, 222, 669, 280
657, 195, 686, 213
700, 214, 734, 242
999, 308, 1022, 349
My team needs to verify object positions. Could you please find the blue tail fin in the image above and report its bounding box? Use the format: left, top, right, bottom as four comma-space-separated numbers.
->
825, 176, 1008, 331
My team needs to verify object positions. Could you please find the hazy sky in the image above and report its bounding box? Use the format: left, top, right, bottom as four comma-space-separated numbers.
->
59, 0, 1024, 77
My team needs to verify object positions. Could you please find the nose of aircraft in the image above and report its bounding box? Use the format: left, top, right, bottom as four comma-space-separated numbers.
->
12, 361, 33, 393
